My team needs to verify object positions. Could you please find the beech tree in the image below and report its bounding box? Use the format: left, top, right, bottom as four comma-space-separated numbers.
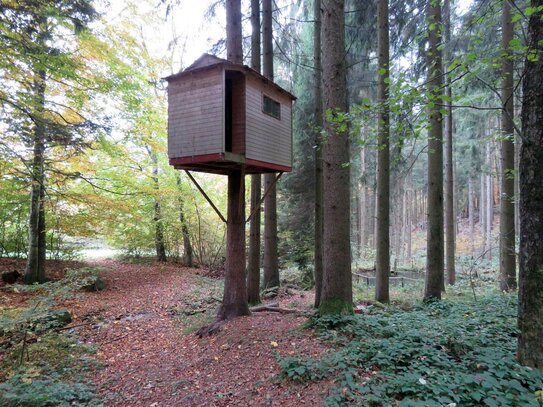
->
517, 0, 543, 369
319, 0, 352, 315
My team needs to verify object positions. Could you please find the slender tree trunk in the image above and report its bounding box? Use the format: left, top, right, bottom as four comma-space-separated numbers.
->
424, 0, 444, 300
376, 77, 392, 262
499, 0, 516, 291
319, 0, 352, 315
176, 175, 193, 266
359, 148, 366, 252
25, 67, 47, 284
486, 142, 493, 259
37, 182, 46, 275
262, 0, 280, 289
218, 0, 250, 320
313, 0, 324, 307
480, 173, 485, 247
468, 178, 475, 255
517, 0, 543, 368
444, 0, 455, 285
247, 0, 262, 305
151, 152, 167, 262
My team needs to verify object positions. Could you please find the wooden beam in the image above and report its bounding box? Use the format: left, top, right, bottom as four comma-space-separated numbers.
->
184, 170, 227, 223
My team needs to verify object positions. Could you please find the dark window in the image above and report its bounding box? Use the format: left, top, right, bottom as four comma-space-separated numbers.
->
262, 94, 281, 120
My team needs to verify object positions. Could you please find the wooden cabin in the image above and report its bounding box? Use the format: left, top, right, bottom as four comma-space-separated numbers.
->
165, 54, 296, 174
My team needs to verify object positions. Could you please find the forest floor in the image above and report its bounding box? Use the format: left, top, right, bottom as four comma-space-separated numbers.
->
0, 258, 331, 406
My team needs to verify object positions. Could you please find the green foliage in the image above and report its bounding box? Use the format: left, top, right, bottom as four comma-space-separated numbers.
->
0, 267, 104, 406
280, 294, 543, 406
0, 333, 100, 407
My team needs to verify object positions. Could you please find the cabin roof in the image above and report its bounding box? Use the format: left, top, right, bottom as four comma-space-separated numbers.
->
164, 53, 296, 101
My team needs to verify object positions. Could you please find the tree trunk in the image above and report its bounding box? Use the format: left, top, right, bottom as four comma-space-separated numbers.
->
499, 0, 516, 291
313, 0, 324, 307
247, 0, 262, 305
176, 175, 193, 267
319, 0, 352, 315
486, 142, 493, 260
218, 169, 250, 319
375, 0, 390, 304
262, 0, 280, 290
517, 0, 543, 368
468, 178, 475, 255
444, 0, 455, 286
218, 0, 250, 320
151, 152, 167, 262
424, 0, 444, 300
24, 67, 47, 284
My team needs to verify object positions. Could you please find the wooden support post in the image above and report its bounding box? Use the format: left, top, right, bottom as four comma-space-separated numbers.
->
217, 168, 250, 319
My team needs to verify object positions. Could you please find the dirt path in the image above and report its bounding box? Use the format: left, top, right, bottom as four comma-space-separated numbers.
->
63, 260, 330, 406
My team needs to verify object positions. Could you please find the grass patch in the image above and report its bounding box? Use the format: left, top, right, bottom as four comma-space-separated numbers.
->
278, 292, 543, 406
170, 275, 224, 334
0, 267, 105, 406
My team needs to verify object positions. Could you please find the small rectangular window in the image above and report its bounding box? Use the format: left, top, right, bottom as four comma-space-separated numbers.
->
262, 94, 281, 120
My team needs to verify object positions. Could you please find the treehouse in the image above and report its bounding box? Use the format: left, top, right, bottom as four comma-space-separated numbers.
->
165, 54, 295, 174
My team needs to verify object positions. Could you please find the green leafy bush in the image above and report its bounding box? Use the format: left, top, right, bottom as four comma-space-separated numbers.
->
279, 294, 543, 406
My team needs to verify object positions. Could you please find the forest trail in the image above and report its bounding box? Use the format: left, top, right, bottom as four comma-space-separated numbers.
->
61, 260, 329, 406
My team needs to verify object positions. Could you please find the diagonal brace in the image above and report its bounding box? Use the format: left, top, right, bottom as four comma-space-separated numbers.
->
184, 170, 227, 223
246, 172, 283, 223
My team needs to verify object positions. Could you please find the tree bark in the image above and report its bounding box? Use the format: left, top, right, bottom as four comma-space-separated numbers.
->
313, 0, 324, 307
424, 0, 444, 300
486, 142, 493, 260
247, 0, 262, 305
218, 0, 250, 320
468, 178, 475, 255
262, 0, 280, 290
517, 0, 543, 369
151, 152, 167, 262
319, 0, 352, 315
24, 66, 47, 284
375, 0, 391, 303
499, 0, 516, 291
443, 0, 455, 286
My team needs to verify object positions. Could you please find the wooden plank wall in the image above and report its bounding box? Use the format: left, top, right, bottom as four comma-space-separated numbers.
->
245, 75, 292, 167
229, 71, 246, 154
168, 67, 224, 158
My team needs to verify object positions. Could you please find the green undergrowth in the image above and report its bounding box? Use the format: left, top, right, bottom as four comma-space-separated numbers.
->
0, 267, 106, 406
278, 293, 543, 406
170, 275, 224, 334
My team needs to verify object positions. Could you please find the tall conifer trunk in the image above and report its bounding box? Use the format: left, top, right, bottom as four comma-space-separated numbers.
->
499, 0, 516, 291
375, 0, 390, 303
424, 0, 444, 300
517, 0, 543, 369
247, 0, 262, 305
262, 0, 280, 289
313, 0, 324, 307
218, 0, 250, 320
319, 0, 352, 315
443, 0, 455, 286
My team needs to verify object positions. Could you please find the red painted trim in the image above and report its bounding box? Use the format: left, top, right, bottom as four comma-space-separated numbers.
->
169, 153, 223, 166
245, 158, 291, 173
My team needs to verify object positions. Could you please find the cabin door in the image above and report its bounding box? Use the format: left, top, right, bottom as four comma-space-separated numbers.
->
224, 71, 246, 155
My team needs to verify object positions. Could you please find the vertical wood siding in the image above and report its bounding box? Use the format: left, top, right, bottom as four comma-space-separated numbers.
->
245, 75, 292, 167
168, 67, 224, 158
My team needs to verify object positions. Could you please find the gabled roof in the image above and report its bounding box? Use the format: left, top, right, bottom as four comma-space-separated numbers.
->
164, 53, 296, 100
